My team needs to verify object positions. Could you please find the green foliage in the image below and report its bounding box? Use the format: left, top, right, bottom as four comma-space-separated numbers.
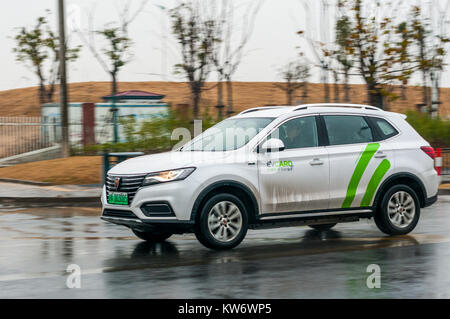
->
406, 112, 450, 147
317, 0, 450, 110
335, 15, 353, 69
96, 26, 132, 75
77, 107, 220, 155
12, 11, 81, 104
170, 1, 219, 117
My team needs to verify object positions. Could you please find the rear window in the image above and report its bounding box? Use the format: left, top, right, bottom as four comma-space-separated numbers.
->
371, 117, 399, 140
323, 115, 374, 146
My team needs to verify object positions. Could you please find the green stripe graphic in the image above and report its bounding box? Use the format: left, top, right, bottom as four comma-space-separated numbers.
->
360, 159, 391, 207
342, 143, 380, 208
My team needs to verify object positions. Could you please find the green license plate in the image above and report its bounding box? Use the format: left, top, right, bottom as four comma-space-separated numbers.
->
107, 192, 129, 205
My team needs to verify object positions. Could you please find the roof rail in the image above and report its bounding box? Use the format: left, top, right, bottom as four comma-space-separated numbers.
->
239, 106, 288, 115
293, 104, 382, 112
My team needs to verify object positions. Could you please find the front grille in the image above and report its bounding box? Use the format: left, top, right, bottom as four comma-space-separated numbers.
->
103, 209, 138, 219
106, 174, 146, 205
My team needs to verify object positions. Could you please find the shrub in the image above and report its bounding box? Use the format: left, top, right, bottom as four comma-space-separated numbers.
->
406, 111, 450, 148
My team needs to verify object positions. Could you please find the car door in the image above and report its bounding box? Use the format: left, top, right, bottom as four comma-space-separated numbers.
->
323, 114, 395, 210
257, 115, 330, 215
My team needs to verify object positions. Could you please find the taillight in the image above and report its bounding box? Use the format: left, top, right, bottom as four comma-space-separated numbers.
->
421, 146, 435, 160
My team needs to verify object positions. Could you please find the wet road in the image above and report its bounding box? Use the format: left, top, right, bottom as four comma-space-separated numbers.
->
1, 197, 450, 299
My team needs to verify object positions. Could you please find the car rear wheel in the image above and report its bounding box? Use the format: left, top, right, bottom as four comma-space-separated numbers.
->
374, 184, 420, 235
309, 223, 337, 231
132, 229, 172, 242
194, 193, 248, 250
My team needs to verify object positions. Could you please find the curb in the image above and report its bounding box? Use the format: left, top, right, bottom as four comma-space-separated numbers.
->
0, 178, 54, 186
0, 197, 101, 208
439, 189, 450, 196
0, 179, 102, 188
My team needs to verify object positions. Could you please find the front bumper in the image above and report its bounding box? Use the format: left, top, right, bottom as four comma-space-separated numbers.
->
100, 215, 194, 234
101, 179, 198, 232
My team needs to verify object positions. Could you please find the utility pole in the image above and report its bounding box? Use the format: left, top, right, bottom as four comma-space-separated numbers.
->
58, 0, 70, 157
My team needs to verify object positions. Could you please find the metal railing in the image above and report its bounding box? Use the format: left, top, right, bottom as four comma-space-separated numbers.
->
0, 117, 62, 159
441, 148, 450, 176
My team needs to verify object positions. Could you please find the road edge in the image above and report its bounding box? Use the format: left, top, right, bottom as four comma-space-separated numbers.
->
0, 197, 101, 208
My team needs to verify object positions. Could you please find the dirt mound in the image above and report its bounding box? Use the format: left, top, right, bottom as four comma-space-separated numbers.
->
0, 81, 449, 117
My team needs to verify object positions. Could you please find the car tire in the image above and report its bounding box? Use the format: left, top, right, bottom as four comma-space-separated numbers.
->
309, 223, 337, 231
374, 184, 420, 236
132, 229, 172, 242
194, 193, 248, 250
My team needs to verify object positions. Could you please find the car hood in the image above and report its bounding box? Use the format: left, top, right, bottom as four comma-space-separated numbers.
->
108, 151, 233, 175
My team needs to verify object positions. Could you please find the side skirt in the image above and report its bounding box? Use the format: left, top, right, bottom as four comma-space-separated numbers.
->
251, 209, 373, 230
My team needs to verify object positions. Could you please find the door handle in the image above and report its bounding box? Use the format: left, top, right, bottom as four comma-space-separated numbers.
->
374, 151, 387, 158
248, 161, 256, 166
309, 158, 324, 166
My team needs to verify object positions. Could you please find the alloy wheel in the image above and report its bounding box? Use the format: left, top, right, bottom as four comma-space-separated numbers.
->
207, 201, 243, 242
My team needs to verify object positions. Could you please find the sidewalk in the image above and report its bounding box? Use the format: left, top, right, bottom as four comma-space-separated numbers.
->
0, 182, 102, 207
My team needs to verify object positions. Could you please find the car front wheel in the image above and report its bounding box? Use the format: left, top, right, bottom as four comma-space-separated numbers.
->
374, 184, 420, 235
194, 193, 248, 250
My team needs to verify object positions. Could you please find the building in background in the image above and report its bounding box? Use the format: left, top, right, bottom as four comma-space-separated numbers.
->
41, 90, 169, 145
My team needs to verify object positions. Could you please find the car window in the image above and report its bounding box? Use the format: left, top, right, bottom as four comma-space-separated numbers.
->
182, 117, 274, 151
371, 117, 398, 139
323, 115, 373, 146
268, 116, 318, 150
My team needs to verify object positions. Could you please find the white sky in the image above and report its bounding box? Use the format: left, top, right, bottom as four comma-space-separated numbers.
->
0, 0, 449, 91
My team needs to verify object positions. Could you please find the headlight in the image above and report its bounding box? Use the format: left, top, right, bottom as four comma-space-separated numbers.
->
142, 167, 196, 186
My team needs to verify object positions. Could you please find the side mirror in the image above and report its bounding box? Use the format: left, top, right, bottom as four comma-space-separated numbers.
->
260, 138, 286, 153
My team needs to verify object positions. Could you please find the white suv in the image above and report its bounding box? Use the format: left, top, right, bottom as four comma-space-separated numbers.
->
101, 104, 439, 250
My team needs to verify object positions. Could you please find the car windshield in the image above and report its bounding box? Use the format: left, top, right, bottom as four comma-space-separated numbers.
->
181, 117, 274, 152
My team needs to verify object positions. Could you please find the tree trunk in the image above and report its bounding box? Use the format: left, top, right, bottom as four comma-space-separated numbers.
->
422, 70, 429, 112
226, 78, 234, 115
111, 72, 118, 96
367, 83, 384, 110
47, 83, 56, 103
216, 79, 224, 119
432, 72, 441, 117
322, 67, 330, 103
401, 80, 407, 101
38, 83, 46, 105
333, 71, 339, 103
302, 82, 308, 103
192, 89, 201, 119
287, 87, 293, 106
344, 69, 350, 102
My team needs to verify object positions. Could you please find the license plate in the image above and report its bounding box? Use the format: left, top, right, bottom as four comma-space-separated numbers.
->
107, 192, 129, 205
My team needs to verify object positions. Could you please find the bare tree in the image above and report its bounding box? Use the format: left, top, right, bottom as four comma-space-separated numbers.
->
428, 0, 450, 116
274, 61, 310, 105
13, 12, 80, 105
170, 1, 219, 118
211, 0, 263, 115
334, 3, 353, 102
298, 0, 335, 103
409, 2, 450, 115
77, 0, 148, 95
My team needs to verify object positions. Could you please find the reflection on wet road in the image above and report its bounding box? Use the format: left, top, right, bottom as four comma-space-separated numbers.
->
1, 197, 450, 298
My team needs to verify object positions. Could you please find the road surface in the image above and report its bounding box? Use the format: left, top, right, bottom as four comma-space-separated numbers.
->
1, 197, 450, 298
